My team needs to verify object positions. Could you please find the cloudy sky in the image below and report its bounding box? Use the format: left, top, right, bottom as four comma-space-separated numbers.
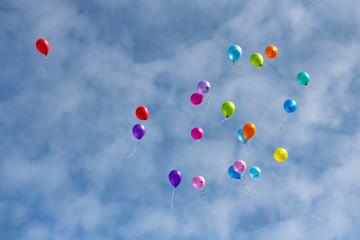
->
1, 0, 359, 239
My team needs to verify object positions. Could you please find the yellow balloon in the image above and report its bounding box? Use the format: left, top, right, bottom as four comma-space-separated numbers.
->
274, 148, 288, 162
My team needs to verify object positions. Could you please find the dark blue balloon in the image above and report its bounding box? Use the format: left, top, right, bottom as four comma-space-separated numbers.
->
228, 166, 241, 179
283, 99, 297, 113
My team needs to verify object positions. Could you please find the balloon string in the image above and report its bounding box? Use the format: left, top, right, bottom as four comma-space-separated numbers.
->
233, 61, 238, 80
170, 188, 176, 210
240, 175, 248, 189
246, 179, 256, 194
245, 142, 257, 162
148, 120, 163, 133
245, 143, 249, 162
202, 188, 206, 211
279, 113, 289, 133
42, 55, 47, 79
194, 140, 200, 159
126, 140, 141, 159
309, 86, 316, 91
205, 93, 210, 109
215, 117, 228, 129
256, 66, 264, 78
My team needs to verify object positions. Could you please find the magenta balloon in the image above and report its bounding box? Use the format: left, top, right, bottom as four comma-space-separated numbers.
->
192, 176, 206, 189
197, 80, 211, 94
191, 127, 204, 140
169, 170, 182, 188
132, 124, 146, 139
233, 160, 247, 173
190, 93, 204, 105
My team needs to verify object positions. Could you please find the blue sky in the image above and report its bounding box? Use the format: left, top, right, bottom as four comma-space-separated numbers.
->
1, 0, 360, 239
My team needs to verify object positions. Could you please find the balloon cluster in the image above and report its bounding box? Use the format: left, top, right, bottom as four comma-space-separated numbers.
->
190, 80, 211, 105
34, 39, 313, 208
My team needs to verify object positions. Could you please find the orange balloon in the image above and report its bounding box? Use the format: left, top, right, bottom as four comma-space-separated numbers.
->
265, 45, 278, 59
242, 123, 256, 140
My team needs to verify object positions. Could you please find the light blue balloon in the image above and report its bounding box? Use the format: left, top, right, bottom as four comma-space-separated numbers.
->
249, 167, 261, 179
228, 45, 242, 62
237, 128, 247, 144
228, 166, 241, 179
283, 99, 297, 113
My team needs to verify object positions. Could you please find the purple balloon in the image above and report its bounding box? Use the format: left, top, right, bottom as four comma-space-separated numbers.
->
197, 80, 211, 94
190, 93, 204, 105
132, 124, 146, 139
169, 169, 182, 188
191, 127, 204, 140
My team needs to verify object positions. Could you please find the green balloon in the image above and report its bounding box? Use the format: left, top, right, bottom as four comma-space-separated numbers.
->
222, 101, 235, 118
297, 72, 310, 86
250, 53, 264, 67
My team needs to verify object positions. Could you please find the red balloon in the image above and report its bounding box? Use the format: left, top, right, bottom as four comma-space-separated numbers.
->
136, 106, 149, 120
36, 39, 49, 56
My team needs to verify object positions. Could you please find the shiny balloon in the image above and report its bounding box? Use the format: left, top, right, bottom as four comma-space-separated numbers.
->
169, 170, 182, 188
135, 106, 149, 120
265, 45, 278, 59
190, 93, 204, 105
249, 167, 261, 179
250, 53, 264, 67
228, 45, 242, 62
228, 166, 241, 179
191, 127, 204, 140
243, 123, 256, 140
283, 99, 297, 113
36, 39, 50, 56
297, 72, 310, 86
222, 101, 235, 118
192, 176, 206, 189
197, 80, 211, 94
274, 148, 288, 162
234, 160, 247, 173
132, 124, 146, 139
237, 128, 247, 143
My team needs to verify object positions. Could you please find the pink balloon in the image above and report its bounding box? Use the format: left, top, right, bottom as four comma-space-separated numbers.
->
192, 176, 206, 189
234, 160, 247, 173
191, 127, 204, 140
190, 93, 204, 105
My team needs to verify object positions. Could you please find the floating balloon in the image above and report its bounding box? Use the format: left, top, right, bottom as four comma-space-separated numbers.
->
190, 92, 204, 105
191, 127, 204, 140
36, 39, 50, 78
284, 99, 297, 113
237, 128, 247, 143
249, 167, 261, 179
192, 176, 206, 189
234, 160, 247, 173
228, 45, 242, 62
243, 123, 256, 140
135, 106, 149, 120
279, 99, 297, 133
274, 148, 288, 162
36, 39, 49, 56
126, 124, 146, 159
250, 53, 264, 67
197, 80, 211, 94
265, 45, 278, 59
169, 169, 182, 209
222, 101, 235, 118
132, 124, 146, 139
228, 166, 241, 179
216, 101, 235, 128
169, 170, 182, 188
297, 72, 310, 86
